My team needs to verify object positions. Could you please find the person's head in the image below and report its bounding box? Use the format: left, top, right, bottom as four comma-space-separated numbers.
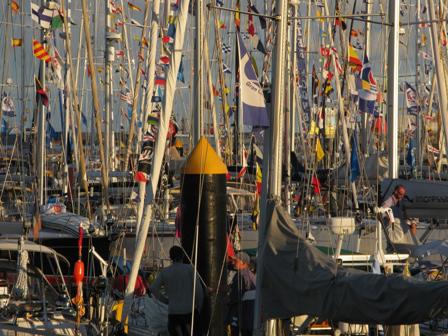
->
169, 245, 184, 263
233, 252, 250, 270
393, 185, 406, 200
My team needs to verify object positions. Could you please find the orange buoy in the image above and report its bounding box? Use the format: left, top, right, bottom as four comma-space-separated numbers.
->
73, 260, 85, 284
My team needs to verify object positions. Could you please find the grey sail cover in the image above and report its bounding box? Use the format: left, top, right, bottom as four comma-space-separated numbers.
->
260, 200, 448, 325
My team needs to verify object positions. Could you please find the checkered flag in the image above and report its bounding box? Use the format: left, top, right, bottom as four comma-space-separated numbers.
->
222, 43, 231, 53
241, 32, 250, 40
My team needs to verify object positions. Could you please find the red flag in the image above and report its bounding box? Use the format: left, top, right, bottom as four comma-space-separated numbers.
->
35, 77, 49, 107
311, 175, 321, 194
248, 6, 255, 36
226, 235, 235, 259
159, 55, 170, 64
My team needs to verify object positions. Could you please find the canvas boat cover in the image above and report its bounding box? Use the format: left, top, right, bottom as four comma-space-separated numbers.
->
260, 200, 448, 325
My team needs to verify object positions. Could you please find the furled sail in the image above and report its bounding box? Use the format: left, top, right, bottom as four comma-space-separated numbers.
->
260, 200, 448, 325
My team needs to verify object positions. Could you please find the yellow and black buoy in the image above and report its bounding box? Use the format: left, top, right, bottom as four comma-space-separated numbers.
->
181, 136, 227, 335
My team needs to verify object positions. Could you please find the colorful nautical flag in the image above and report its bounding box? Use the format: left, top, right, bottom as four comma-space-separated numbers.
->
1, 94, 15, 117
130, 18, 143, 28
159, 55, 170, 64
311, 174, 321, 194
404, 82, 419, 115
167, 23, 176, 39
406, 138, 416, 170
155, 75, 166, 86
315, 138, 325, 162
162, 35, 174, 44
222, 43, 231, 54
255, 162, 262, 195
35, 77, 49, 107
177, 57, 185, 83
120, 89, 132, 104
237, 31, 269, 127
350, 134, 360, 182
217, 19, 226, 29
249, 2, 266, 29
11, 38, 22, 47
127, 1, 142, 11
236, 148, 248, 179
33, 39, 51, 63
11, 0, 19, 13
223, 63, 231, 74
51, 9, 64, 29
234, 0, 240, 30
357, 52, 377, 114
31, 2, 53, 29
46, 121, 58, 144
348, 44, 362, 72
212, 85, 220, 97
256, 39, 266, 54
248, 6, 255, 36
334, 3, 347, 30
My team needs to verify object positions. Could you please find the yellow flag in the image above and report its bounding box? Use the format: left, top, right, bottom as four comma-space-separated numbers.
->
11, 38, 22, 47
316, 10, 325, 23
316, 138, 325, 161
308, 120, 319, 136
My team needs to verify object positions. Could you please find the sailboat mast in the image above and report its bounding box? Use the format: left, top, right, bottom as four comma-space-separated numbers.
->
322, 0, 359, 210
105, 0, 113, 178
122, 0, 191, 319
428, 1, 448, 162
415, 0, 422, 174
387, 0, 400, 178
254, 0, 288, 330
193, 0, 204, 145
81, 0, 111, 211
361, 0, 371, 154
37, 0, 47, 207
136, 0, 162, 233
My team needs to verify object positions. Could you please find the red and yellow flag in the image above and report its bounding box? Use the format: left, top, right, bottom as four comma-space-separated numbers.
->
127, 1, 142, 11
234, 0, 240, 30
33, 39, 51, 63
348, 44, 362, 72
11, 38, 22, 47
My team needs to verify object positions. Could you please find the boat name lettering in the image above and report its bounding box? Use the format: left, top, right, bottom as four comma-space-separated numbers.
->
415, 195, 448, 203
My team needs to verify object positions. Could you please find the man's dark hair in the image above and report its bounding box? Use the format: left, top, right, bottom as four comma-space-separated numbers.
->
169, 245, 184, 262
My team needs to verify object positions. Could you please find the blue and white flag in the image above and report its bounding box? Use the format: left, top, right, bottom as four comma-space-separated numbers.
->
406, 137, 416, 169
1, 94, 15, 117
357, 52, 377, 114
237, 31, 269, 127
31, 2, 53, 29
404, 82, 419, 115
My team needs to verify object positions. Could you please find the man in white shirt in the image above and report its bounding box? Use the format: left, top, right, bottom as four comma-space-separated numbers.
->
381, 185, 416, 245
